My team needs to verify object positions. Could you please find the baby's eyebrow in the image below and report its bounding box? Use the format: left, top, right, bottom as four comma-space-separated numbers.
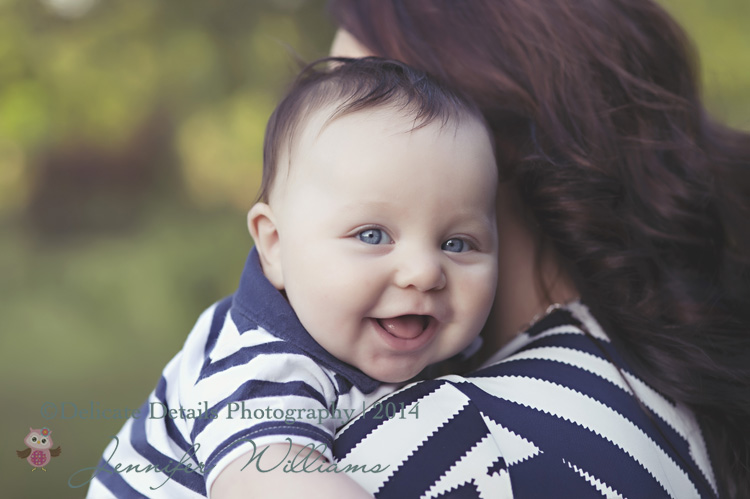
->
447, 206, 495, 224
334, 200, 496, 233
338, 200, 397, 212
455, 217, 497, 237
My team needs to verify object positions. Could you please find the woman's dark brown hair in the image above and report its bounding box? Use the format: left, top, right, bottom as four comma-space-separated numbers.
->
330, 0, 750, 496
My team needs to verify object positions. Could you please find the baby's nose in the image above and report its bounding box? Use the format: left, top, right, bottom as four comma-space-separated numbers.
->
393, 250, 446, 292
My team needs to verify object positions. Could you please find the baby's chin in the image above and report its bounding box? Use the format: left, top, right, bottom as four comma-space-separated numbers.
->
357, 361, 430, 384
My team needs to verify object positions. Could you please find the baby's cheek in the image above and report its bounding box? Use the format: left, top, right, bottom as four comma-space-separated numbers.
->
459, 271, 495, 306
455, 279, 496, 332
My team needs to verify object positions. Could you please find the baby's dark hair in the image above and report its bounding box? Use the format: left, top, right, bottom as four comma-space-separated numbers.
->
258, 57, 484, 202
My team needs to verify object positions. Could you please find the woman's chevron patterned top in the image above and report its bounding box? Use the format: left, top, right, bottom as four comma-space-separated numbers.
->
334, 301, 718, 499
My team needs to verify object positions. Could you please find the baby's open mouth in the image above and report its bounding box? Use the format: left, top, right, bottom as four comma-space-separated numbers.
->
376, 315, 432, 340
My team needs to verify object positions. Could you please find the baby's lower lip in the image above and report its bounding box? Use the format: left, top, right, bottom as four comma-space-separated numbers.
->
370, 316, 436, 352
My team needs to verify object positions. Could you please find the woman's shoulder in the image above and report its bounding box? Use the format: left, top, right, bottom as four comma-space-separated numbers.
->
334, 302, 718, 498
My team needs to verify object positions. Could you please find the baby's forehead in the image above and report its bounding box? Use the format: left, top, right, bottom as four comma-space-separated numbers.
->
266, 95, 493, 208
268, 103, 494, 206
287, 101, 477, 165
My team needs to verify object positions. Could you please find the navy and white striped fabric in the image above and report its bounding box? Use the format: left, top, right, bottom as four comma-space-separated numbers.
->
334, 302, 718, 498
86, 248, 394, 498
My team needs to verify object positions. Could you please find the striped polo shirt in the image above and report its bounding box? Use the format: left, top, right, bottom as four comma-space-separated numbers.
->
334, 301, 718, 498
86, 248, 394, 498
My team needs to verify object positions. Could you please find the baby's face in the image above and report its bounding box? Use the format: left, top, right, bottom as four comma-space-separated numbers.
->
269, 108, 498, 383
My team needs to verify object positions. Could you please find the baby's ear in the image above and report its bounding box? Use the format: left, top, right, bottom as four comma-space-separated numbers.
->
247, 203, 284, 289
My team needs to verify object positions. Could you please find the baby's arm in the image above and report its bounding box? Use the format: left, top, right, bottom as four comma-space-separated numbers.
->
211, 443, 373, 498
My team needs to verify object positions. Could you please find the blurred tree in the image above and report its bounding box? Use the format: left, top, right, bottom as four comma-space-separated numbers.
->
659, 0, 750, 127
0, 0, 333, 229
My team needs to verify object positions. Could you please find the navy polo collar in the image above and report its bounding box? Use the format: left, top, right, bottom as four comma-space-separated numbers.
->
230, 247, 380, 393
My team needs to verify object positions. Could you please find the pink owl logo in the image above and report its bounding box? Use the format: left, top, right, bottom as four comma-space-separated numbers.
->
17, 427, 62, 471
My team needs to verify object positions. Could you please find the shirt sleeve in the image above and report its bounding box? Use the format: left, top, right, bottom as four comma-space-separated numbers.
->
333, 378, 513, 499
175, 322, 342, 493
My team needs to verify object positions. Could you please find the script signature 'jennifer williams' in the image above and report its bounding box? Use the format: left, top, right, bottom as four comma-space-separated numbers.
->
68, 436, 389, 490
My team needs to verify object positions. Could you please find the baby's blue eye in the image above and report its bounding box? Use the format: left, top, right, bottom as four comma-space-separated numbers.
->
357, 228, 392, 245
442, 238, 470, 253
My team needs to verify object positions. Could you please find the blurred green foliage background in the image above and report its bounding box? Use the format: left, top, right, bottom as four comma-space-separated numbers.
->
0, 0, 747, 496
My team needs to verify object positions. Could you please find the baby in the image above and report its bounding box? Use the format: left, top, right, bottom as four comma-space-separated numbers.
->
86, 58, 498, 498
